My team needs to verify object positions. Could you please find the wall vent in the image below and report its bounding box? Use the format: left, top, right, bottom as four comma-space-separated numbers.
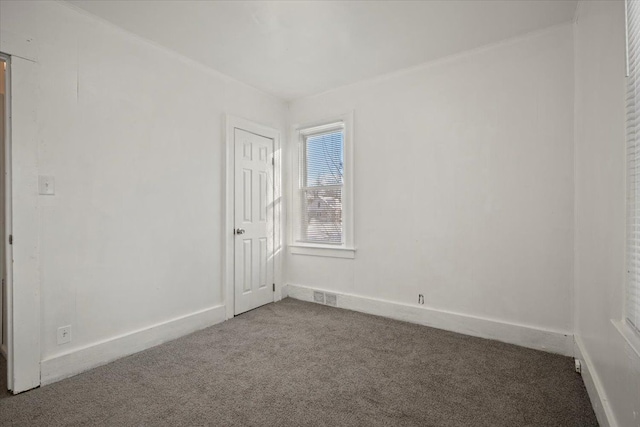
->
325, 293, 337, 307
313, 291, 325, 304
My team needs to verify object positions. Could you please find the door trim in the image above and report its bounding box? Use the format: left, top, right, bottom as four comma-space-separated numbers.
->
0, 52, 12, 392
0, 50, 40, 394
223, 115, 282, 320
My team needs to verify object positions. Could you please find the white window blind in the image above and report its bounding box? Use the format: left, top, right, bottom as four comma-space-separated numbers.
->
297, 124, 344, 244
627, 0, 640, 331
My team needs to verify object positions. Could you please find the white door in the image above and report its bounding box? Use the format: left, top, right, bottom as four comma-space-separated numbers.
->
0, 87, 5, 351
0, 73, 4, 353
234, 128, 274, 315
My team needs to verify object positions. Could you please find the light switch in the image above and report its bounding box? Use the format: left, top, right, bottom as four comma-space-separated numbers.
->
38, 175, 55, 195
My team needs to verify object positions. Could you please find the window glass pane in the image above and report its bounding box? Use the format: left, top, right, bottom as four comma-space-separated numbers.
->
305, 131, 343, 187
301, 187, 342, 244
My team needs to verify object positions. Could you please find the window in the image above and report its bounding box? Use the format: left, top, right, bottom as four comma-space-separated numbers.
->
627, 0, 640, 332
290, 113, 354, 258
300, 126, 344, 244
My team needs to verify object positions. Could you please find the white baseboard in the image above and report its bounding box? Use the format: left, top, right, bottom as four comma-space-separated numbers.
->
41, 305, 226, 386
281, 283, 290, 299
286, 284, 574, 356
574, 336, 618, 427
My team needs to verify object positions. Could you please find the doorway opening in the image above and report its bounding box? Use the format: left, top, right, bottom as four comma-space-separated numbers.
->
0, 53, 11, 398
224, 116, 282, 320
233, 128, 275, 315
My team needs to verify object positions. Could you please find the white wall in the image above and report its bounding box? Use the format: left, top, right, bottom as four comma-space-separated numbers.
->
573, 1, 640, 426
287, 24, 575, 350
7, 5, 637, 419
0, 0, 286, 389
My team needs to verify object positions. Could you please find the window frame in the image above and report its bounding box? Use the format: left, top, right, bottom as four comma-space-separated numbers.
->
625, 0, 640, 345
289, 112, 355, 259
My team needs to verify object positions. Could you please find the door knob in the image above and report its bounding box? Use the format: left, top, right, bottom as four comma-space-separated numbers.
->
235, 228, 246, 235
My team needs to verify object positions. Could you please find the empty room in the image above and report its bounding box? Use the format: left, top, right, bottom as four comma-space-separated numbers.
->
0, 0, 638, 425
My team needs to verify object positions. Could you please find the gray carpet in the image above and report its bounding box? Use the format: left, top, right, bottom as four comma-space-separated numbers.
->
0, 298, 597, 426
0, 353, 8, 399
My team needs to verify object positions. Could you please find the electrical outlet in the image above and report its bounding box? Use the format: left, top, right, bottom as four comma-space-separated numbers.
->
38, 175, 55, 195
57, 325, 71, 345
418, 294, 424, 304
574, 359, 582, 374
313, 291, 325, 304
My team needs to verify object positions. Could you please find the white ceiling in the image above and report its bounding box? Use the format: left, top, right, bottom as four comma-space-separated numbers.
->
67, 0, 578, 101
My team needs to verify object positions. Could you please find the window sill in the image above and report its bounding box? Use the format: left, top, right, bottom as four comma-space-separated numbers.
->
289, 244, 356, 259
611, 319, 640, 359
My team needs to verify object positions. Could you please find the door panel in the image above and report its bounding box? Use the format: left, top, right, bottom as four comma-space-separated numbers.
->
0, 87, 5, 349
234, 129, 274, 315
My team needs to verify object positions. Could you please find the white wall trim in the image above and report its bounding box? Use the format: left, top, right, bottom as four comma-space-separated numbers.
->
40, 305, 226, 386
612, 319, 640, 359
286, 283, 574, 356
0, 36, 41, 393
288, 111, 355, 253
223, 115, 283, 320
574, 336, 619, 427
0, 51, 14, 394
289, 245, 356, 259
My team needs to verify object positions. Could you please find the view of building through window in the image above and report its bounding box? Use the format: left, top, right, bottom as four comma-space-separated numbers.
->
300, 129, 344, 244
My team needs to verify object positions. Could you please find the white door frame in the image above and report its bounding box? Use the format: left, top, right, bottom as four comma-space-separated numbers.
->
0, 39, 41, 393
0, 52, 13, 392
223, 115, 283, 319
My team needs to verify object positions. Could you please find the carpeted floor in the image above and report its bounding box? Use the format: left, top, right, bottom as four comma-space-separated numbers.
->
0, 298, 597, 426
0, 353, 8, 399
